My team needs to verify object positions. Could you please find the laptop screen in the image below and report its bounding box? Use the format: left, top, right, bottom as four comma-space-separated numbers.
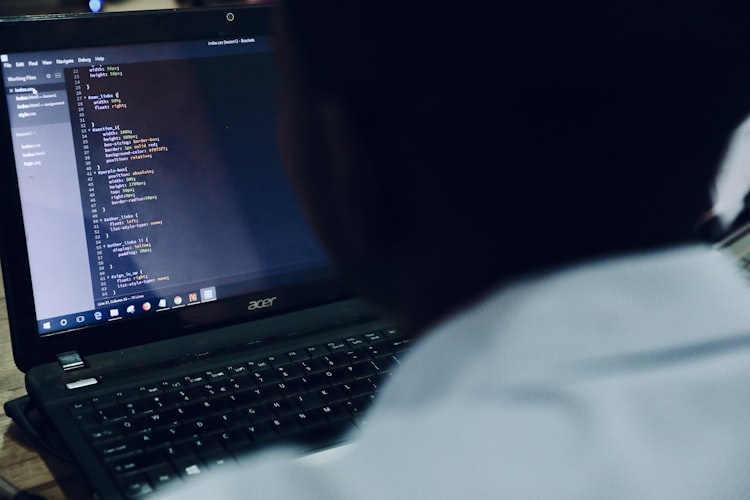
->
1, 31, 329, 336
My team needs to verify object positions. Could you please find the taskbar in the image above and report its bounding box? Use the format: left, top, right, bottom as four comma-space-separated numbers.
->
37, 285, 217, 335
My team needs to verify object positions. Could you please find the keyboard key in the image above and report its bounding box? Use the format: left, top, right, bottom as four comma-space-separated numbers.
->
325, 341, 348, 353
228, 373, 256, 392
202, 452, 235, 469
205, 369, 228, 381
143, 427, 176, 446
91, 394, 116, 408
241, 405, 273, 423
335, 366, 360, 381
363, 331, 386, 344
269, 399, 299, 417
366, 344, 392, 358
175, 388, 205, 404
154, 408, 184, 426
349, 363, 375, 379
275, 380, 304, 397
208, 394, 236, 414
147, 464, 182, 491
320, 405, 350, 423
391, 338, 411, 353
294, 392, 325, 410
138, 384, 162, 397
201, 382, 231, 398
109, 450, 164, 475
201, 396, 231, 415
161, 424, 197, 443
340, 380, 374, 398
372, 356, 397, 374
300, 358, 326, 374
191, 435, 224, 456
226, 364, 248, 375
183, 419, 216, 438
299, 374, 328, 391
345, 395, 376, 418
321, 368, 350, 385
368, 377, 384, 393
68, 401, 91, 415
269, 416, 302, 436
86, 426, 119, 443
295, 410, 327, 429
150, 393, 181, 411
72, 411, 100, 428
306, 344, 329, 358
250, 385, 280, 403
230, 390, 260, 408
172, 454, 204, 478
320, 356, 337, 369
265, 354, 289, 368
383, 327, 405, 338
98, 438, 141, 459
218, 429, 253, 454
345, 336, 367, 348
247, 359, 272, 371
183, 374, 207, 386
286, 349, 310, 362
117, 474, 154, 498
164, 443, 191, 458
342, 349, 370, 364
131, 431, 171, 451
318, 386, 347, 404
215, 411, 247, 430
98, 406, 127, 423
161, 379, 184, 390
122, 415, 158, 434
243, 422, 275, 444
175, 401, 211, 421
276, 364, 304, 380
325, 352, 351, 367
252, 368, 280, 386
122, 400, 155, 417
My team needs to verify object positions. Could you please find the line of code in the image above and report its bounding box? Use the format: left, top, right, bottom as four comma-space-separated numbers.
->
66, 54, 324, 304
68, 63, 172, 299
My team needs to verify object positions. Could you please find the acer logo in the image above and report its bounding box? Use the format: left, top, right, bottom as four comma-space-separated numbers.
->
247, 297, 277, 311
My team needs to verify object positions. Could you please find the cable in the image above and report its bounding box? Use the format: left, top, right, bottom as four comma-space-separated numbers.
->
3, 396, 73, 464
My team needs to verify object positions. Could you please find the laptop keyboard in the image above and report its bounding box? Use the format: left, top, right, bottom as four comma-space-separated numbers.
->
67, 328, 410, 498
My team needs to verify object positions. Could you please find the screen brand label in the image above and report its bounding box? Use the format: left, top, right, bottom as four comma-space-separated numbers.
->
247, 296, 277, 311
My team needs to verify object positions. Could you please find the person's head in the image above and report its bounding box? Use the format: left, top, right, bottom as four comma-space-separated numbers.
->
276, 2, 750, 331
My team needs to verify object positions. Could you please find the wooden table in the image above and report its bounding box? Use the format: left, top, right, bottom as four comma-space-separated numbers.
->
0, 270, 92, 499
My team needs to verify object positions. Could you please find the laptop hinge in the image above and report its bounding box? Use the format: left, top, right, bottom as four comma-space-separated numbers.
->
57, 351, 85, 371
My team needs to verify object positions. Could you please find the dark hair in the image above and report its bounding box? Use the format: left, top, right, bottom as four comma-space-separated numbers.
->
281, 2, 750, 268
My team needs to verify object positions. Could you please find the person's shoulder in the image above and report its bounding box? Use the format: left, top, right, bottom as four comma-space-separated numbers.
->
357, 247, 750, 498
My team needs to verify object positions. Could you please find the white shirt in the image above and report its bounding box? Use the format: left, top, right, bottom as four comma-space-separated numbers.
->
173, 245, 750, 499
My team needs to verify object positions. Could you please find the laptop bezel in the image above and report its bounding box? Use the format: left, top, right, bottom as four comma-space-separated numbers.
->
0, 5, 351, 373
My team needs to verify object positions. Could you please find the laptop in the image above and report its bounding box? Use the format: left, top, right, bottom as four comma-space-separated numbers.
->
0, 5, 409, 498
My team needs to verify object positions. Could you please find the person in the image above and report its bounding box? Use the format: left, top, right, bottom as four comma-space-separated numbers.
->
178, 2, 750, 498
